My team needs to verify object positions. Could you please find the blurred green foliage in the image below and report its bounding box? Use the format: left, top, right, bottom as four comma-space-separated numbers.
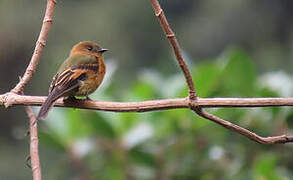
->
1, 0, 293, 179
38, 49, 293, 179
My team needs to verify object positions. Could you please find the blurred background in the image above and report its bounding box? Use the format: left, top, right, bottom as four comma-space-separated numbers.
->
1, 0, 293, 179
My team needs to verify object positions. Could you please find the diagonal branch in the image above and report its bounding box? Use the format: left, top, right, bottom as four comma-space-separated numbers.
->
149, 0, 197, 100
11, 0, 56, 94
192, 107, 293, 144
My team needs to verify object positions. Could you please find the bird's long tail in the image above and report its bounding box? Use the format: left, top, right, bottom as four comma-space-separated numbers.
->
36, 70, 85, 121
37, 90, 64, 120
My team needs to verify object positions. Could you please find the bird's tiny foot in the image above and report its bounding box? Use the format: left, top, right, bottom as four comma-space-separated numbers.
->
63, 96, 78, 103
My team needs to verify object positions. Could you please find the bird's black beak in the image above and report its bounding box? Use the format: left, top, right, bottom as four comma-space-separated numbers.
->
98, 48, 109, 53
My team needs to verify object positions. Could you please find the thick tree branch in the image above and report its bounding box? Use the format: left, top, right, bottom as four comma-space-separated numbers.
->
2, 93, 293, 144
0, 93, 188, 111
2, 94, 293, 111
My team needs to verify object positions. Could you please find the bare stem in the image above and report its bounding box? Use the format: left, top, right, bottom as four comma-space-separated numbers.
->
25, 106, 42, 179
2, 94, 293, 111
193, 107, 293, 144
11, 0, 56, 94
149, 0, 197, 100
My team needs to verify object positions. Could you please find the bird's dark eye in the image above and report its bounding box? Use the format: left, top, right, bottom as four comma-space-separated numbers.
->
87, 46, 93, 51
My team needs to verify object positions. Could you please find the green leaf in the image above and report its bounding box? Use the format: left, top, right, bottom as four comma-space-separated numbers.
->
220, 49, 256, 97
192, 62, 222, 97
131, 81, 158, 100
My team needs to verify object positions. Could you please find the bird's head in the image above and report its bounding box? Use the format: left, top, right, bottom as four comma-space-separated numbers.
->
70, 41, 108, 57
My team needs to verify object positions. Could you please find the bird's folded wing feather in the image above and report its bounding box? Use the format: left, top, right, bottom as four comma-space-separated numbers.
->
50, 68, 87, 94
50, 63, 99, 93
37, 68, 88, 120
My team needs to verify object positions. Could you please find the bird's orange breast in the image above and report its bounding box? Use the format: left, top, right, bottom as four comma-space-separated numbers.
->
75, 60, 106, 96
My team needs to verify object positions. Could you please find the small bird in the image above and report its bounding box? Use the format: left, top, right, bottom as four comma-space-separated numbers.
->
37, 41, 108, 120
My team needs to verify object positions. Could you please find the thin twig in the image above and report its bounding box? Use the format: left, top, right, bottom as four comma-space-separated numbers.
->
193, 107, 293, 144
149, 0, 197, 100
25, 106, 41, 179
11, 0, 56, 94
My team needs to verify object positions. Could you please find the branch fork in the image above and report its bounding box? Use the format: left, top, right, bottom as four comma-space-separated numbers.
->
149, 0, 293, 145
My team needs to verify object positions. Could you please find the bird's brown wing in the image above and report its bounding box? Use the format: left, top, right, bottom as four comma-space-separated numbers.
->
52, 63, 99, 89
50, 67, 89, 91
37, 63, 99, 120
37, 67, 88, 120
49, 74, 58, 93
